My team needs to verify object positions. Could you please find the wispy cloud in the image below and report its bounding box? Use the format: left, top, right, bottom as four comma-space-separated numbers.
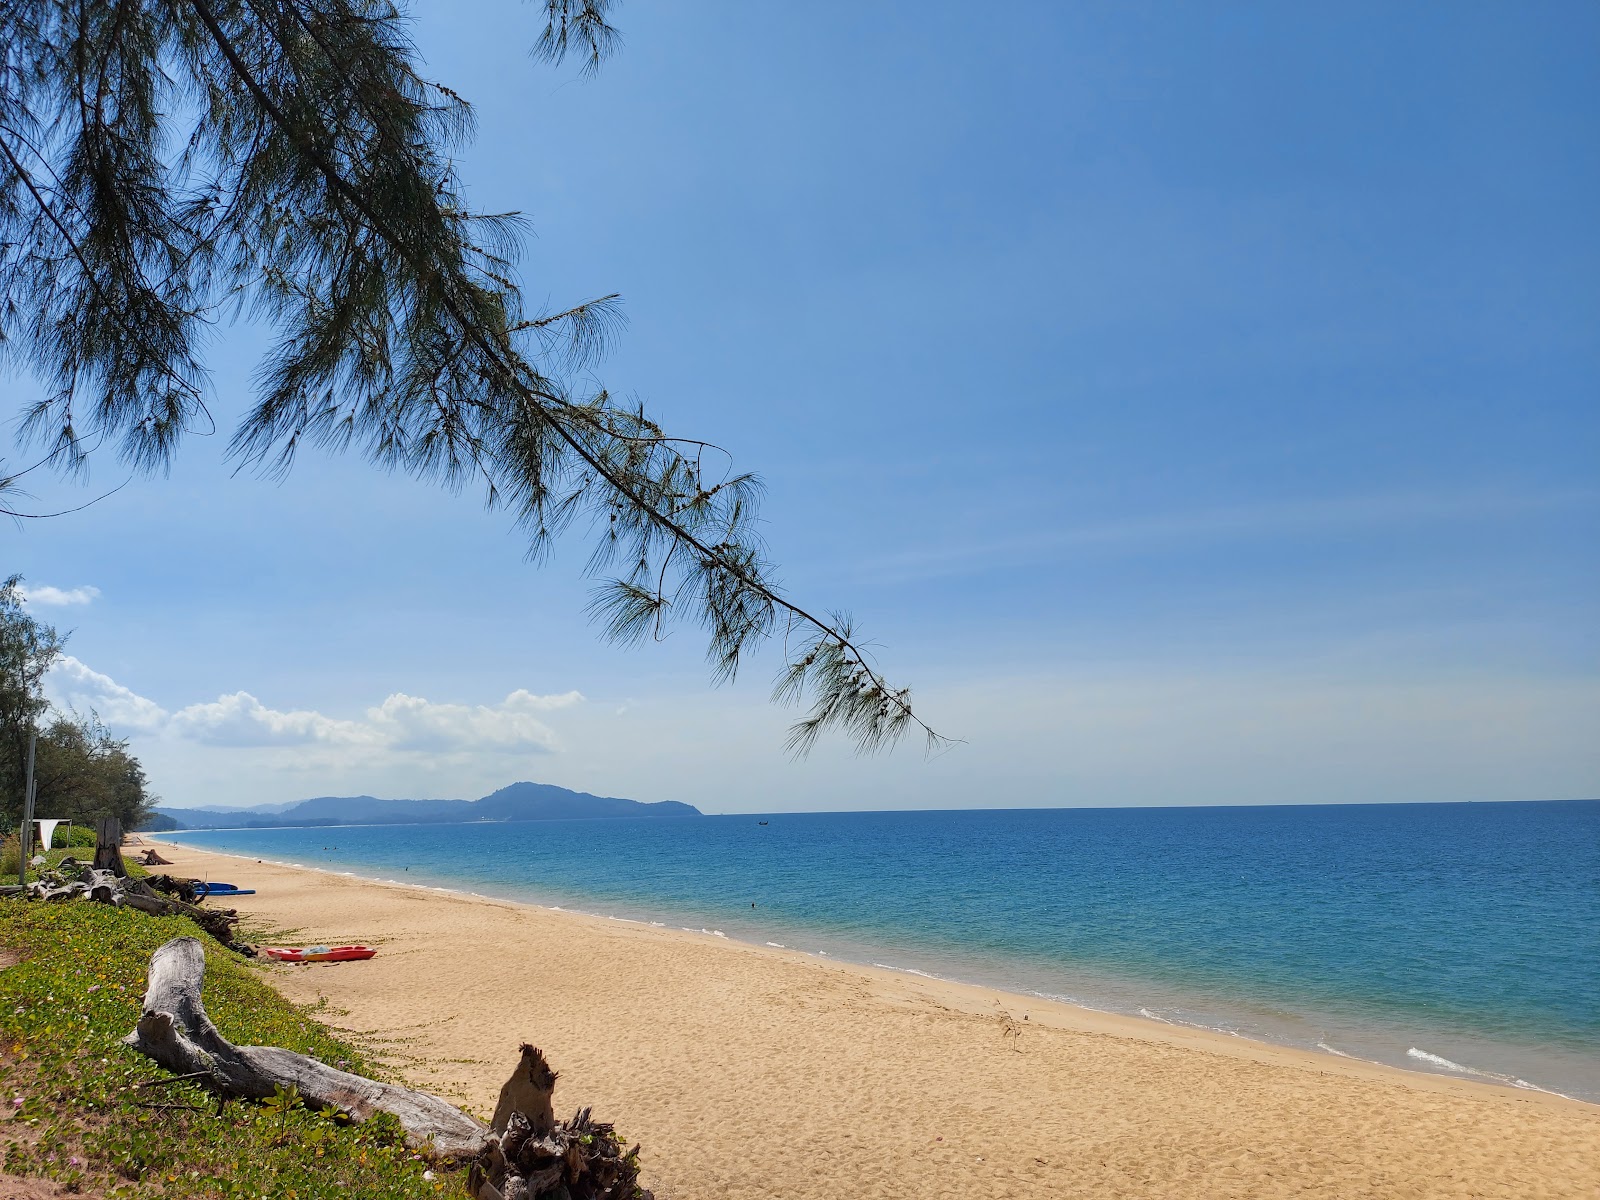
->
20, 584, 101, 607
855, 487, 1599, 585
44, 656, 582, 756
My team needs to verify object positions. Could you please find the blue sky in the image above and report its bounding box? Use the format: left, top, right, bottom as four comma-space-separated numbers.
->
7, 1, 1597, 812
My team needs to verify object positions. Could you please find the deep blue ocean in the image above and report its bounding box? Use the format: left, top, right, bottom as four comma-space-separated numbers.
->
166, 800, 1600, 1101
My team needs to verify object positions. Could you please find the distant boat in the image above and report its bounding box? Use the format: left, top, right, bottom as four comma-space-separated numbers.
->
263, 945, 376, 963
758, 821, 769, 826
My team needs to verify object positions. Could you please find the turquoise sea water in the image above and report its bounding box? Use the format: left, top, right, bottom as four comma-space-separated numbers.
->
166, 800, 1600, 1102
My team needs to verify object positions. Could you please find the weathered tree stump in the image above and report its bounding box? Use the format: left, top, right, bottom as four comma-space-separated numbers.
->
490, 1043, 558, 1136
92, 817, 127, 877
469, 1044, 650, 1199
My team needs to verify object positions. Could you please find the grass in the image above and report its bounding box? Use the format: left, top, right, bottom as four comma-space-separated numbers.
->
0, 898, 455, 1198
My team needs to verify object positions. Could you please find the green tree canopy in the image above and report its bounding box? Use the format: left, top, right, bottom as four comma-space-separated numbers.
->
0, 574, 63, 820
33, 710, 155, 830
0, 576, 155, 827
0, 0, 945, 755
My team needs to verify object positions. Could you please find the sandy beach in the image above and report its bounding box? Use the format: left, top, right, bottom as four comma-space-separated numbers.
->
151, 841, 1600, 1199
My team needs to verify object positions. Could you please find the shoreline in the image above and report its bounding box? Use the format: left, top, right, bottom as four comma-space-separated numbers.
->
156, 835, 1594, 1109
146, 839, 1600, 1199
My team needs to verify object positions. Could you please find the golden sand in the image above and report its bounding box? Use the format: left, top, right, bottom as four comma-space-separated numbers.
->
154, 842, 1599, 1199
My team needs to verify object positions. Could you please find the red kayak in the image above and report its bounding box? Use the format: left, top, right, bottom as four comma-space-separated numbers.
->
262, 945, 376, 963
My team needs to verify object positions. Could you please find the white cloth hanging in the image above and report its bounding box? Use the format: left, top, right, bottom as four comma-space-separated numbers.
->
34, 818, 63, 851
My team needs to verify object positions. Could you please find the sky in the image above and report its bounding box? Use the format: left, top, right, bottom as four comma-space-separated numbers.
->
5, 1, 1597, 813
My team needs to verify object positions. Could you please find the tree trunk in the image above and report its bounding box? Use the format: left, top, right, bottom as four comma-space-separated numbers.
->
468, 1043, 650, 1199
92, 817, 127, 876
124, 936, 489, 1158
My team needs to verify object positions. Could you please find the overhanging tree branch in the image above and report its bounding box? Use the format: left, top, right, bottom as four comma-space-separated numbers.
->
1, 0, 952, 756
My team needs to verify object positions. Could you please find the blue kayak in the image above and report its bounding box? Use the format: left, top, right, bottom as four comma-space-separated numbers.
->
195, 882, 255, 896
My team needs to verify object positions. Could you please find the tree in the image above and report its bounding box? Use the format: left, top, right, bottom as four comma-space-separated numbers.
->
0, 0, 946, 755
0, 573, 63, 823
33, 710, 157, 830
0, 576, 156, 827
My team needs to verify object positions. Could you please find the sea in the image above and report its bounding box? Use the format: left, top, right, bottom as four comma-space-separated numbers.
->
164, 799, 1600, 1103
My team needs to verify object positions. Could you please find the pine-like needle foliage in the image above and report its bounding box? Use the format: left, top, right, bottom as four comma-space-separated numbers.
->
0, 0, 947, 755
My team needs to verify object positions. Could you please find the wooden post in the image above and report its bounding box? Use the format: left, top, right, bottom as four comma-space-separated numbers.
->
17, 731, 36, 886
93, 816, 127, 877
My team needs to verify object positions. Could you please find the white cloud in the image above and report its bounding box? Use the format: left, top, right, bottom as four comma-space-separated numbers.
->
367, 689, 581, 753
43, 657, 582, 755
21, 584, 101, 607
169, 692, 376, 748
47, 656, 169, 731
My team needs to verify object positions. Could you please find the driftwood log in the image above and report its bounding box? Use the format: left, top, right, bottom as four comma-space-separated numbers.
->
2, 820, 241, 944
125, 937, 489, 1157
144, 873, 201, 904
121, 884, 244, 948
125, 937, 655, 1197
15, 859, 121, 904
10, 859, 248, 947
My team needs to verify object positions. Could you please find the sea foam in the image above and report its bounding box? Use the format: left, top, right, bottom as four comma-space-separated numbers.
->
1405, 1047, 1566, 1096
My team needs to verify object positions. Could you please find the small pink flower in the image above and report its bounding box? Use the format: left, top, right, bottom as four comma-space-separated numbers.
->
11, 1097, 23, 1107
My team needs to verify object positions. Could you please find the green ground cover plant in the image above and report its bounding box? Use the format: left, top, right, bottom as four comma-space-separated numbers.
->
0, 899, 453, 1198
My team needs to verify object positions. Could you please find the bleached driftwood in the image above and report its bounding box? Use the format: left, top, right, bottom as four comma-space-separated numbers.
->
25, 859, 247, 946
8, 833, 241, 947
13, 860, 106, 903
124, 938, 656, 1195
124, 936, 489, 1157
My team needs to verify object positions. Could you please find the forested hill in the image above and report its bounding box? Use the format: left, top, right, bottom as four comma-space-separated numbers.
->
153, 782, 701, 829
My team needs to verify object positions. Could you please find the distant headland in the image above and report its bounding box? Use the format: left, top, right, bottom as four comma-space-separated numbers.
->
147, 781, 701, 830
